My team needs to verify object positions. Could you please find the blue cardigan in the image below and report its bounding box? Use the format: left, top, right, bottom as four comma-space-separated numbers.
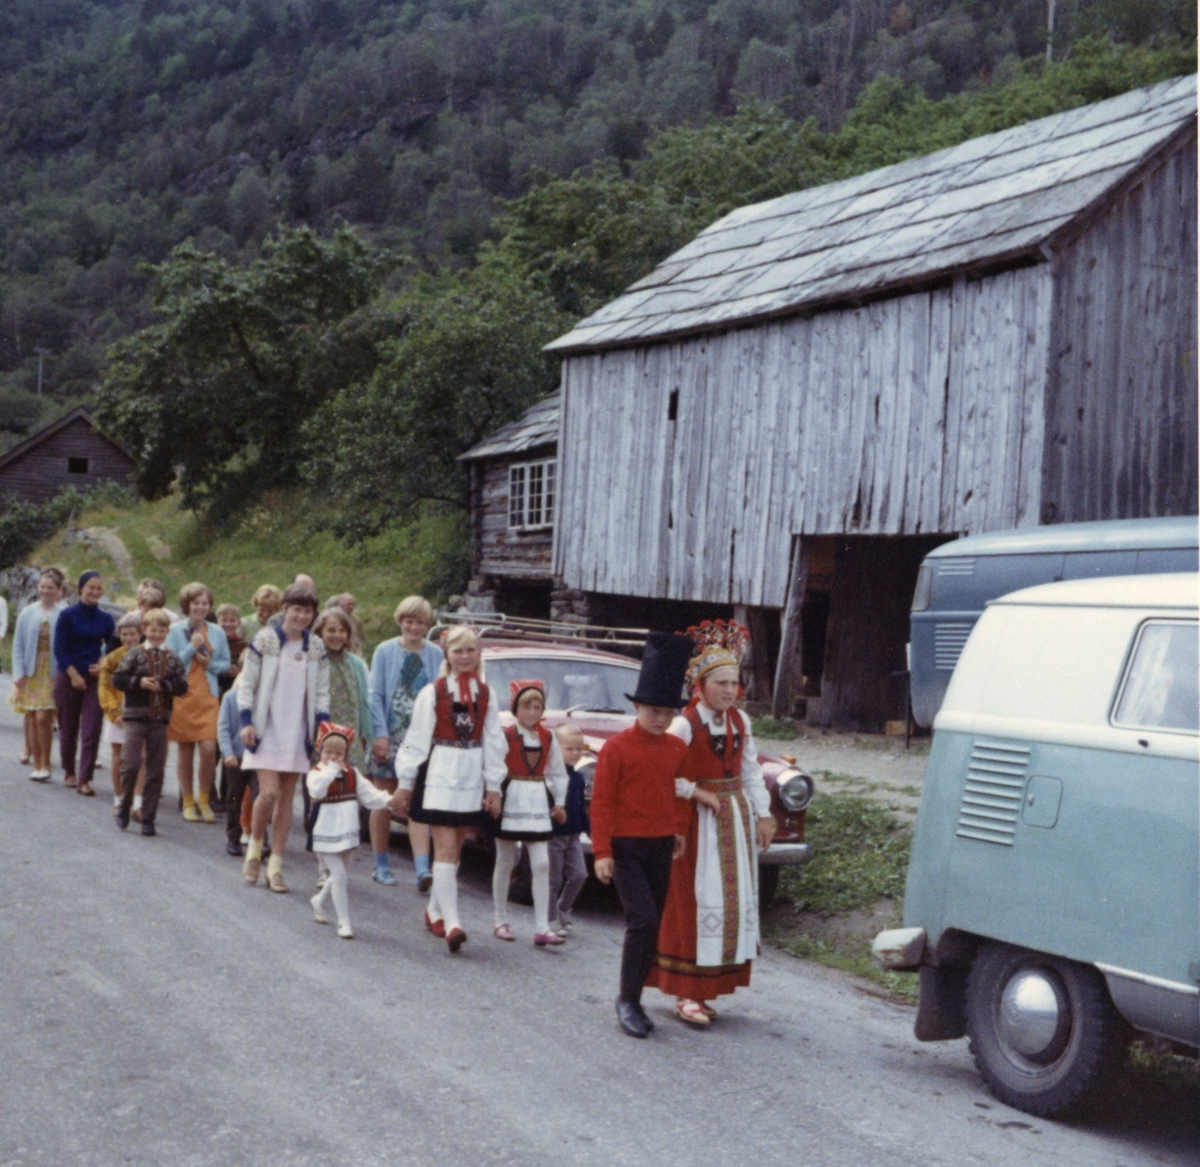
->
368, 637, 444, 741
166, 619, 231, 698
53, 601, 116, 675
217, 688, 245, 761
13, 601, 66, 681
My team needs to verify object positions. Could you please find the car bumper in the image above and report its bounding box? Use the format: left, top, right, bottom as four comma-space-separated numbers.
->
759, 842, 813, 866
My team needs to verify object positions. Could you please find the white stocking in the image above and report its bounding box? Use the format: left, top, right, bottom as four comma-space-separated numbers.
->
492, 839, 518, 924
326, 851, 352, 927
432, 861, 460, 932
527, 841, 550, 934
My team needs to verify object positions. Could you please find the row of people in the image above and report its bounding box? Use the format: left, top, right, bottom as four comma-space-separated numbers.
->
10, 569, 766, 1032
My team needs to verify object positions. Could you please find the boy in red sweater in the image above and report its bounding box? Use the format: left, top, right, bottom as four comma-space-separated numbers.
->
592, 632, 715, 1038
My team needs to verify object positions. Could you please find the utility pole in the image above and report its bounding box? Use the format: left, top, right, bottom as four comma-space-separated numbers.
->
33, 346, 49, 395
1046, 0, 1057, 62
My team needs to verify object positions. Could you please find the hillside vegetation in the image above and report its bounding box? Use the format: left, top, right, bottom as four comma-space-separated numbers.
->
25, 489, 465, 652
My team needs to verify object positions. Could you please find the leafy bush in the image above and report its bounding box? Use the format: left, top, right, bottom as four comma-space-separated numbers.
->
0, 482, 134, 572
751, 715, 800, 740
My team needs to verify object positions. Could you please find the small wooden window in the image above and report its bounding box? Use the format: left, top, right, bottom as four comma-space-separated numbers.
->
67, 457, 89, 474
508, 459, 555, 530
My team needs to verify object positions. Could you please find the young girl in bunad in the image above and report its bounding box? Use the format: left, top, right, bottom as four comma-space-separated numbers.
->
390, 626, 505, 953
491, 681, 568, 947
11, 568, 65, 781
99, 611, 144, 814
306, 722, 392, 939
646, 621, 774, 1027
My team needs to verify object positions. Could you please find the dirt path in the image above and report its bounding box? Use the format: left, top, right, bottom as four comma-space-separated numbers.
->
758, 728, 929, 821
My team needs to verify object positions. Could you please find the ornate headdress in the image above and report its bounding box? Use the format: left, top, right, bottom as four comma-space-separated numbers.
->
683, 619, 749, 690
315, 721, 355, 751
509, 678, 546, 713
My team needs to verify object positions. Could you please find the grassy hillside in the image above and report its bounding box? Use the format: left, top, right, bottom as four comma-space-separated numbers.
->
27, 489, 466, 653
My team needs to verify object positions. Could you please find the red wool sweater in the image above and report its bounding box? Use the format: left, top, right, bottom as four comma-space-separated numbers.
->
589, 724, 688, 861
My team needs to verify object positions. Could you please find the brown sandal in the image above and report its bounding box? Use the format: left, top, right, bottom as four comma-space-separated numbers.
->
77, 782, 95, 796
64, 775, 77, 788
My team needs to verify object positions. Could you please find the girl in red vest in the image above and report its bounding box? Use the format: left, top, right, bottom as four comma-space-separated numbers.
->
306, 722, 392, 939
646, 621, 775, 1026
491, 680, 569, 947
391, 626, 506, 952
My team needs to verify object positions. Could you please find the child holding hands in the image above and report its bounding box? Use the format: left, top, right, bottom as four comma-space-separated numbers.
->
547, 722, 590, 936
306, 723, 392, 939
99, 611, 143, 814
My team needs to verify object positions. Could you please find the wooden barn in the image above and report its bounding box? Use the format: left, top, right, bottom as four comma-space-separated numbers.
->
541, 75, 1198, 729
0, 408, 135, 509
459, 392, 561, 617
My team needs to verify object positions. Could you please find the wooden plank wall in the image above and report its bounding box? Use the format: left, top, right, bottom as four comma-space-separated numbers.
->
475, 452, 554, 579
1041, 133, 1198, 522
555, 265, 1052, 606
0, 419, 134, 508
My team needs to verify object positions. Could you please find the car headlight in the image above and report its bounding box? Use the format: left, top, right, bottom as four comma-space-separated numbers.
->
776, 769, 814, 813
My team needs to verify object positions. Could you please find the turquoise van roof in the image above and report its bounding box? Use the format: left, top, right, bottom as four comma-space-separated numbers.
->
927, 516, 1199, 559
992, 571, 1198, 610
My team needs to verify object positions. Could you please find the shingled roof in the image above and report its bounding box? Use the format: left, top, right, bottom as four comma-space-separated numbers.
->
547, 74, 1197, 355
459, 391, 560, 462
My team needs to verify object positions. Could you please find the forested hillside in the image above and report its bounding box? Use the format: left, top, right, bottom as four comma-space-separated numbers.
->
2, 0, 1193, 449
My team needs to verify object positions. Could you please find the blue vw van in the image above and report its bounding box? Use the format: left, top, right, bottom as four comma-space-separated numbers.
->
876, 573, 1199, 1117
909, 516, 1199, 727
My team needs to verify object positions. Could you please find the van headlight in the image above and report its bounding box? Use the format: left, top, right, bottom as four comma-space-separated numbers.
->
776, 770, 814, 813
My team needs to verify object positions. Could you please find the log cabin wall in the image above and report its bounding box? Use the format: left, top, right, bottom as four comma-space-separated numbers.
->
1041, 131, 1199, 523
474, 447, 555, 581
554, 264, 1052, 608
0, 415, 134, 507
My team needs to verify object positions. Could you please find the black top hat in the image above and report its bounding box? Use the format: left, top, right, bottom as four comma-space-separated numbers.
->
625, 632, 693, 708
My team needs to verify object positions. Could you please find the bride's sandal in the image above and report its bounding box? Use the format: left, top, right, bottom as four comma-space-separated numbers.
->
675, 999, 710, 1026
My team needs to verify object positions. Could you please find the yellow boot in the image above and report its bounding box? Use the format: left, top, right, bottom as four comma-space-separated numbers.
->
182, 796, 201, 823
198, 793, 216, 823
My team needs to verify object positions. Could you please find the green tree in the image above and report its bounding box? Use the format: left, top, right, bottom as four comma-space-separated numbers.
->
96, 225, 395, 514
306, 259, 569, 542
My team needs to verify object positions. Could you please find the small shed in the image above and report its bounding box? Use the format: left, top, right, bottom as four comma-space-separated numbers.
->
459, 392, 560, 616
0, 408, 135, 509
545, 75, 1199, 729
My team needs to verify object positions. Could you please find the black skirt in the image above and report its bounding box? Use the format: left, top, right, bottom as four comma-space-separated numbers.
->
407, 760, 485, 828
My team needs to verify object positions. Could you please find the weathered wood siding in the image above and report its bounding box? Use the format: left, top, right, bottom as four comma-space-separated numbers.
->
1041, 132, 1198, 522
0, 417, 134, 508
473, 451, 554, 579
555, 266, 1052, 606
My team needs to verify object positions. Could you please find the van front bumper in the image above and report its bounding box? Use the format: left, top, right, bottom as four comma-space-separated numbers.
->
872, 926, 928, 970
759, 842, 814, 866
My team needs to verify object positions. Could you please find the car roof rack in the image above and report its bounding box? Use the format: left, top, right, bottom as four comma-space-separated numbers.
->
433, 610, 649, 654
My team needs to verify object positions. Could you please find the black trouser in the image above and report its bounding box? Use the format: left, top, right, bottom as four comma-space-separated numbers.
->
610, 835, 675, 1005
224, 762, 259, 844
120, 720, 168, 825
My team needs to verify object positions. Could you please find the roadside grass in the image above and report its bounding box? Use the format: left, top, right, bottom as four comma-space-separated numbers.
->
765, 790, 918, 1002
27, 490, 466, 655
1127, 1039, 1200, 1092
751, 715, 801, 740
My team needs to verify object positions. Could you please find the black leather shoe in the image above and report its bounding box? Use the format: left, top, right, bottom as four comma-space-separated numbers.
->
141, 821, 156, 837
115, 806, 130, 830
616, 998, 649, 1038
635, 1004, 655, 1033
226, 840, 244, 857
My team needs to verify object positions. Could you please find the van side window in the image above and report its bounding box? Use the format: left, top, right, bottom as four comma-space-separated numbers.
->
1112, 621, 1199, 734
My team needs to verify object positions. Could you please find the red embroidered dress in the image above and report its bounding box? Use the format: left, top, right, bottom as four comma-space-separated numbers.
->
646, 704, 767, 1001
495, 722, 567, 841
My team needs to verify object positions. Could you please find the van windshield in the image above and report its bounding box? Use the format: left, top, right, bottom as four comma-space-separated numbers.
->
1112, 621, 1199, 733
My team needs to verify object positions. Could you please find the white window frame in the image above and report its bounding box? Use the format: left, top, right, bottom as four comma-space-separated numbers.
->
508, 458, 555, 530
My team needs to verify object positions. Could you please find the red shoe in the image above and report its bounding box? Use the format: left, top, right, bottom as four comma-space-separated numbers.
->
446, 927, 467, 953
424, 910, 445, 938
534, 930, 566, 947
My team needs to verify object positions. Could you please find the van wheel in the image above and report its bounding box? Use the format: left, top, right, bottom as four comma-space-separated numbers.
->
965, 942, 1127, 1118
758, 864, 779, 911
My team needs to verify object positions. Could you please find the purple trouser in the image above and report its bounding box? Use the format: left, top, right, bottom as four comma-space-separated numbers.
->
55, 671, 103, 785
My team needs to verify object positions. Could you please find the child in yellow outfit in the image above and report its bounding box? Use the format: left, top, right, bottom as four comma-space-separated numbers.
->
99, 612, 144, 815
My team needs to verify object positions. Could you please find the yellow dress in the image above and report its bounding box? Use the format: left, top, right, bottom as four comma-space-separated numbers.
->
10, 622, 55, 713
168, 631, 219, 743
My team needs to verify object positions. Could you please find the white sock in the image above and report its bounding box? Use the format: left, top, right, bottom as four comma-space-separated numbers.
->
113, 795, 121, 807
432, 861, 459, 933
328, 852, 351, 927
528, 841, 551, 934
492, 840, 517, 924
133, 795, 143, 811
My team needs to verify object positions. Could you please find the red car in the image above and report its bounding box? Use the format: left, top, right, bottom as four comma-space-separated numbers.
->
477, 633, 815, 907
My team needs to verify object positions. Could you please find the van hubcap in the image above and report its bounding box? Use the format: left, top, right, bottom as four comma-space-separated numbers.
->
998, 969, 1071, 1063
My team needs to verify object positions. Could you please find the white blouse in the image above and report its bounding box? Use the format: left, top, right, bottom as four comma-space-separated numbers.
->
394, 677, 507, 794
668, 704, 771, 819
